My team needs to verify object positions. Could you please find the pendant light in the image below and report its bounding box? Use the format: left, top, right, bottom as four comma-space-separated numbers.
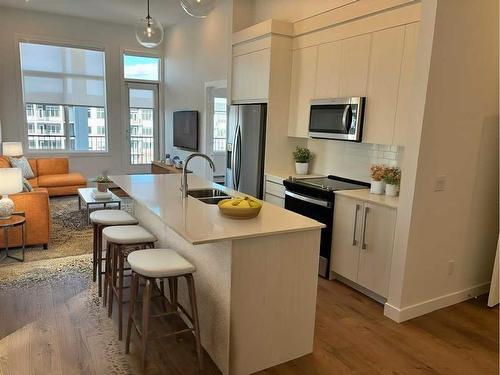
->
180, 0, 216, 18
135, 0, 164, 48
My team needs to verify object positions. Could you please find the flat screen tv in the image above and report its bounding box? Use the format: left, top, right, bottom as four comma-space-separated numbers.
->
173, 110, 198, 151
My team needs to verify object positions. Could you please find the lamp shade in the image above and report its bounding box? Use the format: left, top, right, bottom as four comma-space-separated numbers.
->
0, 168, 23, 195
2, 142, 23, 157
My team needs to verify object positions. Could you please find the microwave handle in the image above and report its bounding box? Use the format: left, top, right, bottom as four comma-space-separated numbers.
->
342, 104, 352, 132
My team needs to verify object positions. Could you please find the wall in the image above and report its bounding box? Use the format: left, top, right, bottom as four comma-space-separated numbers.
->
163, 0, 231, 177
253, 0, 355, 23
0, 7, 162, 178
386, 0, 499, 321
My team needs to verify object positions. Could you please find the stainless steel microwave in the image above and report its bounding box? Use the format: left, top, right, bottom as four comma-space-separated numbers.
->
308, 97, 366, 142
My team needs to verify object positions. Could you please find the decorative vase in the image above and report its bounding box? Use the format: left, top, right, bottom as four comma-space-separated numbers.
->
295, 162, 309, 175
97, 182, 108, 193
0, 196, 14, 219
385, 184, 399, 197
370, 180, 385, 195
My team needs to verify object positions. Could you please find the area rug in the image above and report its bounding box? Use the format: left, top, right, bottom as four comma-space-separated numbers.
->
1, 196, 133, 265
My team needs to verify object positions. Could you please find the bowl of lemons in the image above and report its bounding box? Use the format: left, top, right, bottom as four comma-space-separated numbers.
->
217, 196, 262, 219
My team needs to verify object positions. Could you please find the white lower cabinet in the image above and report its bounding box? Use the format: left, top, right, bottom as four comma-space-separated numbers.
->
331, 194, 396, 298
264, 177, 286, 208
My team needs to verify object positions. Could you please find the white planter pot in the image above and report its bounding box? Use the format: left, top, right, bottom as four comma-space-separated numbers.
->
295, 162, 309, 175
370, 180, 385, 195
385, 184, 399, 197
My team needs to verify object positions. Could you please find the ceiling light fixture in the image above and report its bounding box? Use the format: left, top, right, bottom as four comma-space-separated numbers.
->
180, 0, 216, 18
135, 0, 164, 48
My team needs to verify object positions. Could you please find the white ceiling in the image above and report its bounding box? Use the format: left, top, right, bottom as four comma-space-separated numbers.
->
0, 0, 192, 27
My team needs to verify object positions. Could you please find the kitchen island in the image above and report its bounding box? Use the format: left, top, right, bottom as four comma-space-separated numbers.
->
110, 173, 323, 375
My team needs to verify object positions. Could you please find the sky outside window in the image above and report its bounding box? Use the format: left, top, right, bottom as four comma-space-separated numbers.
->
123, 54, 160, 81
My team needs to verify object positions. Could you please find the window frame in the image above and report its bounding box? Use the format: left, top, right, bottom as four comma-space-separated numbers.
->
17, 37, 110, 155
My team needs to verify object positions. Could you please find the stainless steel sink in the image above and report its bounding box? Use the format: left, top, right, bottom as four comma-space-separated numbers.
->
187, 188, 231, 204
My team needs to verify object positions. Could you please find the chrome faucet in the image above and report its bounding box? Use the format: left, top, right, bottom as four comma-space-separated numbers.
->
181, 153, 215, 197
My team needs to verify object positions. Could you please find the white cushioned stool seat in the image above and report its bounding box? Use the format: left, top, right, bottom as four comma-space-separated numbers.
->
102, 225, 157, 245
90, 210, 138, 226
127, 249, 196, 278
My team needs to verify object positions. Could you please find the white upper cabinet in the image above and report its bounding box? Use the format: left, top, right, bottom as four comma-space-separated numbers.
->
393, 22, 420, 146
232, 49, 271, 103
315, 41, 341, 99
363, 26, 405, 145
288, 46, 318, 138
339, 34, 372, 98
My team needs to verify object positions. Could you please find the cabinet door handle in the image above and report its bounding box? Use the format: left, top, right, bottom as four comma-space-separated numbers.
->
352, 204, 360, 246
361, 206, 369, 250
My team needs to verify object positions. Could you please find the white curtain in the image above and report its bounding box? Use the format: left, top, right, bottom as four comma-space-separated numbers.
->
129, 88, 155, 108
19, 42, 106, 107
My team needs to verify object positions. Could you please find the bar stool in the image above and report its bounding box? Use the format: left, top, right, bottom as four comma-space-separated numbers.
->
90, 210, 138, 298
103, 225, 157, 340
125, 249, 202, 370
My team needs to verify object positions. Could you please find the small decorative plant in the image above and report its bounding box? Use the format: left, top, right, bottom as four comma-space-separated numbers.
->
293, 147, 314, 163
383, 167, 401, 186
383, 167, 401, 197
370, 165, 385, 182
94, 175, 112, 192
293, 146, 313, 175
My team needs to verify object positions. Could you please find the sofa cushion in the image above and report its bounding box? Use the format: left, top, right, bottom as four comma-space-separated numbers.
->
0, 156, 10, 168
38, 173, 87, 188
27, 177, 38, 188
37, 158, 68, 176
9, 157, 35, 179
28, 159, 37, 176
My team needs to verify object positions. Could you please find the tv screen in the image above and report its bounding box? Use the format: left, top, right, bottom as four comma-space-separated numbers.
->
173, 111, 198, 151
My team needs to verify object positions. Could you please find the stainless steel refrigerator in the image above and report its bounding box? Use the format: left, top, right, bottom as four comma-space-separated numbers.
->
225, 104, 267, 198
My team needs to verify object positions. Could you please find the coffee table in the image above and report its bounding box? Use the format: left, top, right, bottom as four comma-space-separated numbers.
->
78, 188, 122, 225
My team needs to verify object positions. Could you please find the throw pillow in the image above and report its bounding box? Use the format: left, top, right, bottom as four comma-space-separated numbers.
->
9, 157, 35, 179
22, 177, 33, 192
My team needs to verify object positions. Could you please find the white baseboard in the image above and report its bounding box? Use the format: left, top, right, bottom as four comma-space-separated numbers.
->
384, 282, 491, 323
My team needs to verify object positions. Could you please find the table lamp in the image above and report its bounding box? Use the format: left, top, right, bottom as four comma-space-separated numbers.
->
2, 142, 23, 157
0, 168, 23, 219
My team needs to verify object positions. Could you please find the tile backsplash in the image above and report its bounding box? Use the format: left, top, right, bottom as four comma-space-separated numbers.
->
307, 139, 404, 183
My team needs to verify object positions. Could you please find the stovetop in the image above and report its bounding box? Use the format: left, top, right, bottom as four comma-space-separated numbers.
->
284, 175, 370, 200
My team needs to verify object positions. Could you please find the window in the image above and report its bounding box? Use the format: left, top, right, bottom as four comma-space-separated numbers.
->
123, 54, 160, 81
20, 42, 107, 152
213, 97, 227, 152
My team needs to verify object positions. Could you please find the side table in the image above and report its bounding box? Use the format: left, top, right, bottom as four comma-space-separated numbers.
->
0, 214, 26, 262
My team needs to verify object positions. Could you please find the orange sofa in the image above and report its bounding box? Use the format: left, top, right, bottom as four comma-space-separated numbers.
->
0, 157, 87, 196
0, 188, 51, 248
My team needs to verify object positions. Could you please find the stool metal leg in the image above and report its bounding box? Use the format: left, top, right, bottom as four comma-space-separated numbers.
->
108, 243, 117, 318
141, 278, 152, 370
118, 247, 125, 340
103, 241, 112, 307
126, 271, 139, 354
186, 274, 203, 369
92, 224, 97, 282
168, 277, 178, 312
97, 225, 103, 297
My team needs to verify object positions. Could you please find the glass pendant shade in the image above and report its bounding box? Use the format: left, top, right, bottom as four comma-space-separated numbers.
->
135, 16, 164, 48
180, 0, 216, 18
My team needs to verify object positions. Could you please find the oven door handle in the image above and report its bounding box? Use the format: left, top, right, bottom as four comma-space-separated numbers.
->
285, 191, 332, 208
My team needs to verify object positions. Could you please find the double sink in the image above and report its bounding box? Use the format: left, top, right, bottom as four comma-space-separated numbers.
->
187, 188, 232, 205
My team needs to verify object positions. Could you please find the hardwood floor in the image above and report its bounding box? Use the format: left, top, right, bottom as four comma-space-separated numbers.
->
0, 264, 497, 375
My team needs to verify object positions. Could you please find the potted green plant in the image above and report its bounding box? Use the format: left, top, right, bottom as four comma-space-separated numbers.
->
293, 146, 313, 175
94, 175, 112, 192
383, 166, 401, 197
369, 164, 386, 195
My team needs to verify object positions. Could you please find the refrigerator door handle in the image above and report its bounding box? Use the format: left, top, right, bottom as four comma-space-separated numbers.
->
234, 125, 242, 189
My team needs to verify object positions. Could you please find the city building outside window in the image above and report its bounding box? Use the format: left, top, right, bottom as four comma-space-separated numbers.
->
213, 97, 227, 152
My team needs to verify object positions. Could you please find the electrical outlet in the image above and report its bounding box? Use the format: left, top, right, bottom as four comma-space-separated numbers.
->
448, 260, 455, 276
434, 175, 447, 192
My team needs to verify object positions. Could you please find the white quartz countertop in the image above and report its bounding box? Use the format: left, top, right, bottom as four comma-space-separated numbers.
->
334, 189, 399, 209
110, 174, 324, 245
